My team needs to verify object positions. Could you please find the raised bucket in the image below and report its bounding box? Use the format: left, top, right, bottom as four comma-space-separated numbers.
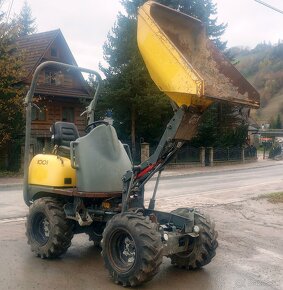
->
137, 1, 260, 110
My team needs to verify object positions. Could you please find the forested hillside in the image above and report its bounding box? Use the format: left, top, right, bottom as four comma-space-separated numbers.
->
231, 42, 283, 127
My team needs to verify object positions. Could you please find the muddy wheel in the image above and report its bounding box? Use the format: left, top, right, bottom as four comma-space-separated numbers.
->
26, 197, 73, 259
169, 208, 218, 269
87, 222, 105, 248
101, 213, 163, 287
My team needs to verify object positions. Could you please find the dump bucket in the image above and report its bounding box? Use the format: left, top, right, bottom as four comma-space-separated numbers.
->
137, 1, 260, 110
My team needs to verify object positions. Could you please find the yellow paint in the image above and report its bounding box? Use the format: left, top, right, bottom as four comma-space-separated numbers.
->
29, 154, 76, 187
137, 2, 212, 110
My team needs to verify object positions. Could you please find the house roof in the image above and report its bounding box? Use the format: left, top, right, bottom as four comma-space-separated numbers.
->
16, 29, 77, 79
16, 29, 92, 99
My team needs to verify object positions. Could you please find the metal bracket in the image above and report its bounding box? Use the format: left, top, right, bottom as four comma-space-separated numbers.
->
75, 212, 93, 226
64, 198, 93, 226
145, 209, 195, 233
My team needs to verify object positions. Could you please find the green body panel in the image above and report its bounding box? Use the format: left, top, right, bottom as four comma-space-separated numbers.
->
71, 124, 132, 193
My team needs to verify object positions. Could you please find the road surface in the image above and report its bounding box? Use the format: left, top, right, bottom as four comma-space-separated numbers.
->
0, 162, 282, 289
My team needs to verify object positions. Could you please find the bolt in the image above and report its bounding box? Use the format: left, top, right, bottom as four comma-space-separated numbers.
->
163, 233, 169, 241
193, 225, 200, 233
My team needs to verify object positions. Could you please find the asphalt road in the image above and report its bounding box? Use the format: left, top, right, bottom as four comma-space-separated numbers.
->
145, 162, 283, 210
0, 162, 282, 289
1, 161, 283, 220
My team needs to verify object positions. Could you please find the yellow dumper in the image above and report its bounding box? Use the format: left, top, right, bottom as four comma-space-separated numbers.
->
23, 1, 260, 288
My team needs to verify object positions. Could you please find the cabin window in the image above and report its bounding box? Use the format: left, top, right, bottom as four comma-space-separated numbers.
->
45, 70, 63, 85
62, 107, 74, 122
31, 106, 46, 121
50, 47, 58, 58
45, 70, 56, 85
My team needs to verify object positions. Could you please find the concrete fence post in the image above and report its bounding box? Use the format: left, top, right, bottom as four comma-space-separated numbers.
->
200, 147, 205, 167
208, 147, 214, 166
242, 146, 245, 163
141, 142, 150, 163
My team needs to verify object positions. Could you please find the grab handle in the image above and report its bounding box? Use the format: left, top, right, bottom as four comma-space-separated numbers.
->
70, 141, 79, 169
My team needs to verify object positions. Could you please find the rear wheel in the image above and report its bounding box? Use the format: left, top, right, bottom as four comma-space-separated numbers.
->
26, 197, 73, 259
101, 213, 163, 287
169, 208, 218, 269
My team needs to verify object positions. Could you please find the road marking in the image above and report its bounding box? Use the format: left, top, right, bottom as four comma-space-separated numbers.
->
0, 217, 26, 224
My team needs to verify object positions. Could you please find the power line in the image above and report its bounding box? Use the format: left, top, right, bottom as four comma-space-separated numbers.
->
254, 0, 283, 14
0, 0, 5, 11
6, 0, 14, 22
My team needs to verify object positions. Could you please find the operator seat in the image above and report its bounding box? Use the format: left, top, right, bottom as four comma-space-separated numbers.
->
51, 122, 79, 156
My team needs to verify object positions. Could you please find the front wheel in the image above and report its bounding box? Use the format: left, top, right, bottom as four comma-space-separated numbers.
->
26, 197, 73, 259
169, 208, 218, 269
101, 213, 163, 287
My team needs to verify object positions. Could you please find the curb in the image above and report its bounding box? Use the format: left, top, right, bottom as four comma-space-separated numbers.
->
0, 183, 23, 190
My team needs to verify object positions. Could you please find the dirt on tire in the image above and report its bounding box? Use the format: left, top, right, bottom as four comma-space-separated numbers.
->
101, 212, 163, 287
169, 208, 218, 269
26, 197, 73, 258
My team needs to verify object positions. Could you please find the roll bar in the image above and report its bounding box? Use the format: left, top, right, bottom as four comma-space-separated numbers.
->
23, 61, 102, 206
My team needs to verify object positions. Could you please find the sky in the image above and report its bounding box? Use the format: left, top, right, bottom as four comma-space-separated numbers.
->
3, 0, 283, 71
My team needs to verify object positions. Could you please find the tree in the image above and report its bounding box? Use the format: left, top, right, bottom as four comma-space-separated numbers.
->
276, 114, 282, 129
100, 11, 172, 159
270, 114, 282, 129
17, 0, 37, 36
100, 0, 227, 159
0, 1, 25, 170
191, 103, 249, 147
122, 0, 227, 49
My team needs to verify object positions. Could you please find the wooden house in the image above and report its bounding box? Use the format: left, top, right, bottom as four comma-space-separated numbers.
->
17, 29, 92, 154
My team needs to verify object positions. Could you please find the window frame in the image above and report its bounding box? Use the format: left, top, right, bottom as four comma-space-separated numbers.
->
50, 47, 59, 58
31, 106, 47, 122
62, 107, 75, 123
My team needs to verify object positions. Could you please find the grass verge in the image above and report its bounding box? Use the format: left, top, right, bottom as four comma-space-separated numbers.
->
257, 192, 283, 204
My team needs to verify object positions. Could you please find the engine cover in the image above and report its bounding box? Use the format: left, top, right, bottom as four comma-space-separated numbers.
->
28, 154, 76, 187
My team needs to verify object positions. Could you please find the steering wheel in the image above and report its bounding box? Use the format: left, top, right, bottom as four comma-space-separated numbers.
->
85, 120, 109, 133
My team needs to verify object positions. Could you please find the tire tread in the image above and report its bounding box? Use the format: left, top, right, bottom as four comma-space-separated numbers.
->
169, 208, 218, 269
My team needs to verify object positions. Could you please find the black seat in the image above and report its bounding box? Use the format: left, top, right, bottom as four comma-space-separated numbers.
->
51, 122, 79, 149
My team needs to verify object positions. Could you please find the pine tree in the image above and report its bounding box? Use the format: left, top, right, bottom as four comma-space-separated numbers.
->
121, 0, 227, 49
275, 114, 282, 129
192, 103, 248, 147
17, 1, 36, 36
100, 11, 172, 159
270, 114, 282, 129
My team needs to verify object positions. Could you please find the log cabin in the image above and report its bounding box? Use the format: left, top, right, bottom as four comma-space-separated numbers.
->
17, 29, 92, 154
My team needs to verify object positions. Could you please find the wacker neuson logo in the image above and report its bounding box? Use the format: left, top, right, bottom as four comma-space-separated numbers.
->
37, 160, 48, 165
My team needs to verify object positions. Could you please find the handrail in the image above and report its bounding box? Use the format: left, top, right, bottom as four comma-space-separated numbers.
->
23, 61, 102, 206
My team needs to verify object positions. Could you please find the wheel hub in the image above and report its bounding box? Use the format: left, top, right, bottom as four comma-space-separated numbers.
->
43, 218, 50, 237
109, 230, 137, 272
32, 213, 50, 245
122, 237, 136, 263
